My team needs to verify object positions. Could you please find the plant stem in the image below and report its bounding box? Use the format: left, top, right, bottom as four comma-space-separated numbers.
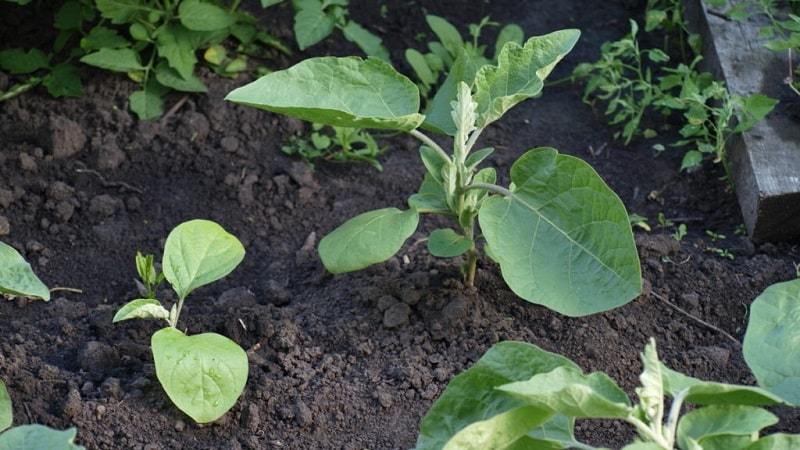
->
466, 182, 513, 197
408, 129, 452, 164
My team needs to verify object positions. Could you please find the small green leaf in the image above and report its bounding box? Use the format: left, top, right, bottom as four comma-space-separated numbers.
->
151, 328, 248, 423
680, 150, 703, 171
319, 208, 419, 274
0, 425, 85, 450
676, 404, 777, 450
478, 147, 641, 317
0, 241, 49, 301
406, 48, 436, 86
0, 380, 11, 432
428, 229, 472, 258
155, 24, 198, 80
54, 1, 87, 31
426, 15, 463, 56
95, 0, 147, 24
342, 21, 389, 61
292, 0, 336, 50
162, 220, 245, 301
408, 174, 449, 213
494, 24, 524, 58
112, 298, 170, 322
473, 29, 581, 129
129, 88, 164, 120
154, 62, 207, 93
42, 64, 83, 98
80, 48, 144, 72
0, 48, 50, 75
416, 341, 581, 450
80, 26, 129, 50
744, 279, 800, 404
226, 57, 425, 131
179, 0, 236, 31
464, 147, 494, 170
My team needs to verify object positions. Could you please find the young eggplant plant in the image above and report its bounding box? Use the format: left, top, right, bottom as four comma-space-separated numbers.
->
226, 29, 642, 317
113, 219, 248, 423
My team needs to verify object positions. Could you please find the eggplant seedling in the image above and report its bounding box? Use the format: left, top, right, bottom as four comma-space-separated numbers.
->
113, 219, 247, 423
227, 29, 642, 317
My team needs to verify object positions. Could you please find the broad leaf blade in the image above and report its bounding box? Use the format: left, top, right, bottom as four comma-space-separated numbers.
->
422, 49, 483, 135
318, 208, 418, 274
474, 29, 580, 129
499, 366, 632, 419
745, 434, 800, 450
478, 147, 641, 316
743, 278, 800, 404
0, 241, 50, 301
226, 57, 425, 131
415, 341, 581, 450
292, 0, 335, 50
162, 220, 245, 301
151, 328, 248, 423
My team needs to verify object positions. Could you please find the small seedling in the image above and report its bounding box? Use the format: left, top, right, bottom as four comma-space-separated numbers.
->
705, 229, 725, 241
415, 338, 798, 450
113, 219, 247, 423
629, 213, 652, 231
282, 123, 386, 170
228, 30, 643, 317
292, 0, 389, 60
672, 223, 687, 241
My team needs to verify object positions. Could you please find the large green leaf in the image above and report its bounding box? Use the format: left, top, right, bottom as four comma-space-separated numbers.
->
162, 220, 245, 301
743, 278, 800, 404
745, 434, 800, 450
226, 57, 425, 131
473, 29, 580, 129
318, 208, 418, 274
499, 366, 632, 419
0, 241, 49, 301
0, 48, 50, 75
415, 341, 580, 450
0, 425, 84, 450
676, 405, 776, 450
151, 328, 248, 423
0, 380, 11, 432
478, 147, 641, 317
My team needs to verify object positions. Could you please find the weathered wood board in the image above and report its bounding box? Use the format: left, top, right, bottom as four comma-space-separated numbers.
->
685, 0, 800, 242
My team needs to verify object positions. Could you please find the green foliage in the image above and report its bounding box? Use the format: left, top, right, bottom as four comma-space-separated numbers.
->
416, 338, 797, 450
0, 0, 288, 119
292, 0, 389, 60
744, 278, 800, 404
0, 242, 50, 301
113, 219, 248, 423
0, 424, 85, 450
573, 16, 777, 172
404, 14, 523, 100
228, 30, 644, 317
281, 123, 386, 170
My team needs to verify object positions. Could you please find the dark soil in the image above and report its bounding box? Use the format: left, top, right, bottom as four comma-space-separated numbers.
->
2, 1, 800, 449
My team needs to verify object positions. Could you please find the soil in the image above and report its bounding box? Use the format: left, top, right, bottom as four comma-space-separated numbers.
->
1, 1, 800, 449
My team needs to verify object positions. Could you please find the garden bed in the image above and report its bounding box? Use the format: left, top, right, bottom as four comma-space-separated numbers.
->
1, 0, 799, 449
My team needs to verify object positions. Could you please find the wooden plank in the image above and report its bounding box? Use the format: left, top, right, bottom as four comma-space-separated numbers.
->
684, 0, 800, 242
